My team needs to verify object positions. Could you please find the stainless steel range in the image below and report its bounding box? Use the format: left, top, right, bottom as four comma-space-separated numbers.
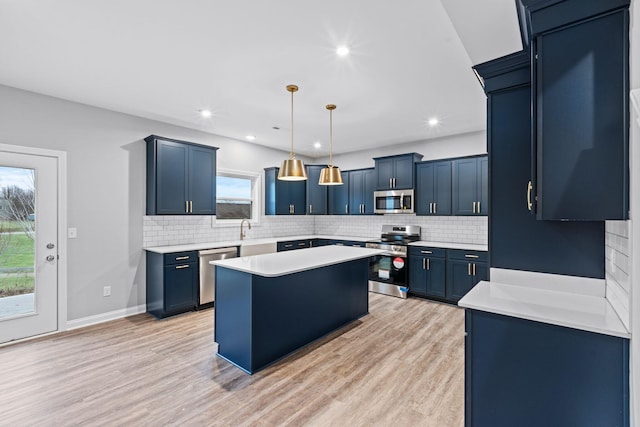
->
366, 225, 421, 299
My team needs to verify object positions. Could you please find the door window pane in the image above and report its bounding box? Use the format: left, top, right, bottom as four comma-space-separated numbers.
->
0, 167, 35, 318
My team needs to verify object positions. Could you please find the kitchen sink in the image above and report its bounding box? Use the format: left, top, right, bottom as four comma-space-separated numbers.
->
239, 241, 277, 257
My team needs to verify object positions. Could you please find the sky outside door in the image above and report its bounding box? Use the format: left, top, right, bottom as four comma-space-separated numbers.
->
0, 151, 58, 344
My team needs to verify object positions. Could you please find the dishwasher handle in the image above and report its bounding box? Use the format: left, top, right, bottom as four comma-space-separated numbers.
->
198, 247, 238, 257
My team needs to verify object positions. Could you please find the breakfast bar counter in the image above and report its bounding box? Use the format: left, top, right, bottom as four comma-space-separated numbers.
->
211, 246, 384, 374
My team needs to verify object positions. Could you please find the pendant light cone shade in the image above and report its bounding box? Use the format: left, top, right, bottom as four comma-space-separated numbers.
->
319, 104, 343, 185
278, 85, 308, 181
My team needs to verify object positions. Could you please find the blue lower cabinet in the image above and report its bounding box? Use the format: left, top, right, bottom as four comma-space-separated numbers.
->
146, 251, 198, 318
465, 309, 629, 427
408, 247, 446, 298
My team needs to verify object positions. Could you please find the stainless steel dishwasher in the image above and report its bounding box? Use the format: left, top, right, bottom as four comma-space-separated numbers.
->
198, 247, 238, 308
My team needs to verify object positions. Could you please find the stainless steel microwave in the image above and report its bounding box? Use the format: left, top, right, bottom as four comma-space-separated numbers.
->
374, 189, 414, 214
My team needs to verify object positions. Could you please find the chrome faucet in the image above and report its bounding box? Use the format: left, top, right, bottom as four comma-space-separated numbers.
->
240, 218, 251, 240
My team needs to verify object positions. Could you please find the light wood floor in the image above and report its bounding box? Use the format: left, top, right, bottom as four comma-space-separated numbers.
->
0, 293, 465, 427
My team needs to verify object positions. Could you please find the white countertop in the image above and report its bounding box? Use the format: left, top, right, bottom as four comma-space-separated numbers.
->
409, 241, 488, 251
211, 246, 385, 277
144, 235, 376, 254
458, 280, 630, 339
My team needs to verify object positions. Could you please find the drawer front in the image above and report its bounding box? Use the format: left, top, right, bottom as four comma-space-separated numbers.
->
446, 249, 488, 263
164, 251, 198, 265
409, 246, 446, 258
277, 240, 310, 251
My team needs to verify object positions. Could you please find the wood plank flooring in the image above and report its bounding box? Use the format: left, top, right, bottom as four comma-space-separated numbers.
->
0, 293, 465, 426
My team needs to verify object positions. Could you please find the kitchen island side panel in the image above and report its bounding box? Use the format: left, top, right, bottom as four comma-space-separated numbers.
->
251, 259, 369, 372
214, 267, 253, 372
214, 257, 369, 374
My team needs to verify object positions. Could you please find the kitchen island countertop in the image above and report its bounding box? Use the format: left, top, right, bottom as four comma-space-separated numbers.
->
212, 245, 385, 277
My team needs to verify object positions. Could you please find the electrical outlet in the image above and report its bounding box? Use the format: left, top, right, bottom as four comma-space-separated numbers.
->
103, 286, 111, 297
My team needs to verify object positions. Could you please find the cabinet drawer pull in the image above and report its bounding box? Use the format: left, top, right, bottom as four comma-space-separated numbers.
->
527, 181, 533, 211
175, 265, 190, 269
465, 254, 479, 259
175, 256, 190, 260
468, 263, 471, 275
421, 250, 432, 254
285, 244, 293, 248
298, 242, 306, 246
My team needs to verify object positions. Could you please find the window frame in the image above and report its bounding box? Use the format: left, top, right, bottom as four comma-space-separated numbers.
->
215, 168, 261, 226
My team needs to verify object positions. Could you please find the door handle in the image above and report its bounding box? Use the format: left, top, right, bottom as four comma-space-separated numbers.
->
175, 265, 190, 269
473, 263, 476, 276
427, 258, 430, 270
47, 243, 55, 249
468, 263, 471, 275
185, 201, 189, 213
527, 181, 533, 211
477, 201, 480, 213
429, 202, 432, 214
175, 256, 190, 261
346, 204, 349, 214
473, 201, 477, 214
46, 255, 56, 262
389, 178, 392, 188
422, 258, 426, 270
393, 178, 396, 188
190, 200, 193, 213
421, 250, 432, 254
434, 202, 437, 214
465, 254, 479, 259
309, 204, 313, 214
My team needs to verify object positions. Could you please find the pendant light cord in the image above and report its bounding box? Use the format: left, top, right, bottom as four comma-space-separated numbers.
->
290, 88, 294, 159
329, 108, 333, 167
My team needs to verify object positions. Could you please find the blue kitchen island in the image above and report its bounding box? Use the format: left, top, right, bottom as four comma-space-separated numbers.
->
211, 245, 383, 374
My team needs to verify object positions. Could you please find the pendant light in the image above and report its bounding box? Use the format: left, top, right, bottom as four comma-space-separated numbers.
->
278, 84, 308, 181
318, 104, 344, 185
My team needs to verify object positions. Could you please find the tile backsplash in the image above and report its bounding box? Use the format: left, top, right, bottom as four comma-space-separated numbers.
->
605, 220, 630, 331
143, 214, 488, 248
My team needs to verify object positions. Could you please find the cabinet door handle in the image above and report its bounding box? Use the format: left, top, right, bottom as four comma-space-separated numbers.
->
422, 258, 426, 270
393, 178, 396, 188
421, 250, 432, 254
468, 263, 471, 275
429, 202, 432, 214
190, 200, 193, 213
427, 258, 430, 270
175, 265, 190, 269
473, 263, 476, 276
309, 204, 313, 214
434, 202, 437, 214
527, 181, 533, 211
175, 256, 190, 261
477, 201, 480, 213
465, 254, 479, 259
346, 204, 349, 214
185, 201, 189, 213
473, 201, 477, 213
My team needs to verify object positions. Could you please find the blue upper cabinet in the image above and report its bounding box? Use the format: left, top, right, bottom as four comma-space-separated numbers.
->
473, 50, 605, 278
415, 160, 452, 215
526, 0, 630, 220
328, 170, 350, 215
452, 156, 487, 216
374, 153, 423, 190
146, 135, 218, 215
305, 165, 327, 215
264, 167, 306, 215
349, 168, 375, 215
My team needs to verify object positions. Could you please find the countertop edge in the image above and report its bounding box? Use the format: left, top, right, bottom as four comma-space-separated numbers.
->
459, 281, 631, 339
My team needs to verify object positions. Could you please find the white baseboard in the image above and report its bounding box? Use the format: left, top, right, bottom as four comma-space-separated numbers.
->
66, 304, 147, 330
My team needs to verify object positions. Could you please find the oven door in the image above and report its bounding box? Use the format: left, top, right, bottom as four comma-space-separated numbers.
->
374, 190, 414, 214
369, 253, 407, 286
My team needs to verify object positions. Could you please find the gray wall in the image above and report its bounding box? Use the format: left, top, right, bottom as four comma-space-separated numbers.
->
0, 84, 311, 320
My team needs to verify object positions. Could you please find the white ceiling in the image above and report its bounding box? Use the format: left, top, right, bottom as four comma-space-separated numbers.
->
0, 0, 521, 157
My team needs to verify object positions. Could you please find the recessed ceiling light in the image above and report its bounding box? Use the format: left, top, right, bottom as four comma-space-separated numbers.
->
200, 109, 212, 118
336, 46, 350, 57
313, 142, 322, 149
246, 135, 256, 141
428, 117, 439, 127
